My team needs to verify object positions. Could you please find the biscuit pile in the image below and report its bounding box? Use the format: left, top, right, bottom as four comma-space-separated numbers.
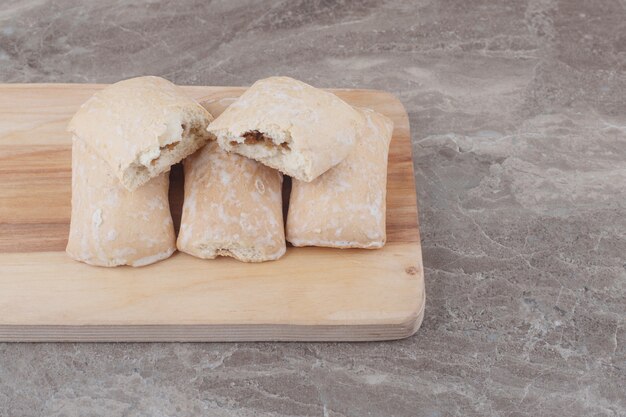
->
66, 76, 393, 266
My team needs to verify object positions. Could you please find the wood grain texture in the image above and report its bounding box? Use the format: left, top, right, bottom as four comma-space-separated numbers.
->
0, 84, 423, 342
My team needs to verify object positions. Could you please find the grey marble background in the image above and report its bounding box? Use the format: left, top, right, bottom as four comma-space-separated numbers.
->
1, 0, 625, 416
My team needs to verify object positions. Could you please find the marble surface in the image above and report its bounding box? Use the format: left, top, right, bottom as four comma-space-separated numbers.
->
1, 0, 625, 416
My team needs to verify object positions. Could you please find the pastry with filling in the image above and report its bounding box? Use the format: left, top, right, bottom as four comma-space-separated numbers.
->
68, 76, 213, 191
208, 76, 363, 182
66, 137, 176, 267
177, 142, 285, 262
286, 108, 393, 249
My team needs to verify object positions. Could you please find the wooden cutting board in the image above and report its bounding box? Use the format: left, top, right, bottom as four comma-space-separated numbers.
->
0, 84, 424, 342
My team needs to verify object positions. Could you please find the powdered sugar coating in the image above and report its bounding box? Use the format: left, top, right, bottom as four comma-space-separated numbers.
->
177, 142, 285, 262
286, 108, 393, 249
209, 76, 364, 182
66, 137, 176, 267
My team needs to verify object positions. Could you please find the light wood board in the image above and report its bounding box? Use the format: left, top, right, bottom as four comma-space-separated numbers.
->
0, 84, 424, 342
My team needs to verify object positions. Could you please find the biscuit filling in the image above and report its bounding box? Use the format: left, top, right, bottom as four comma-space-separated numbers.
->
232, 130, 290, 151
147, 124, 205, 166
135, 123, 207, 171
162, 142, 178, 151
150, 142, 179, 165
